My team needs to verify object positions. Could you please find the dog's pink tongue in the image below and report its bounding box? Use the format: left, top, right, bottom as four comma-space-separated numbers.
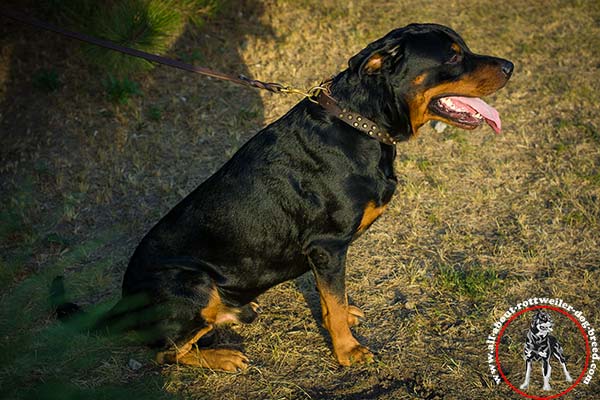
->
451, 96, 502, 134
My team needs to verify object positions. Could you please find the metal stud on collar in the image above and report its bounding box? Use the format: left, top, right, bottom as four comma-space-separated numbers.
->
316, 90, 398, 146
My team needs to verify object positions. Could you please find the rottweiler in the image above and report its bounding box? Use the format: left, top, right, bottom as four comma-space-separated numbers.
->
520, 310, 573, 391
53, 23, 513, 371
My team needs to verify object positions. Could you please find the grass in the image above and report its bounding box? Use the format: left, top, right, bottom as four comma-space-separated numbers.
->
1, 0, 600, 399
435, 265, 501, 301
147, 105, 163, 121
104, 75, 142, 105
32, 69, 61, 93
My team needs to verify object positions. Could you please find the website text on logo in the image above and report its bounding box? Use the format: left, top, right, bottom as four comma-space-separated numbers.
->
486, 297, 597, 398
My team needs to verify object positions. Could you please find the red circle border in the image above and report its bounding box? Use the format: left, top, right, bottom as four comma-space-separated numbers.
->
494, 305, 590, 400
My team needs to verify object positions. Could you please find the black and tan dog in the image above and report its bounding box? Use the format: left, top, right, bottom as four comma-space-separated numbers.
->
520, 310, 573, 391
53, 23, 512, 371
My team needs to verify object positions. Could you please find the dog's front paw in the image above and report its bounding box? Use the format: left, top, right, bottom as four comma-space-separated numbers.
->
336, 344, 374, 366
519, 382, 529, 390
542, 384, 552, 391
347, 305, 365, 327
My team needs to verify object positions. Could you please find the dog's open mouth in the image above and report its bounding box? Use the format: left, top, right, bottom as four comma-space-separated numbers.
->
429, 96, 501, 134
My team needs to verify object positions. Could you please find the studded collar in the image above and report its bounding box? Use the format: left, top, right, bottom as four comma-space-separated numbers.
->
315, 90, 398, 146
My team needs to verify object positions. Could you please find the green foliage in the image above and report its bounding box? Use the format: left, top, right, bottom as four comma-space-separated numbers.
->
84, 0, 183, 75
0, 227, 173, 399
32, 69, 61, 92
23, 380, 173, 400
436, 264, 501, 300
0, 178, 168, 397
104, 75, 142, 104
0, 179, 37, 287
148, 105, 163, 121
178, 48, 204, 64
40, 0, 221, 75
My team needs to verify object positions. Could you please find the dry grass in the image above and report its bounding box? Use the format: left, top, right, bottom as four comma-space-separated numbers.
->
1, 0, 599, 399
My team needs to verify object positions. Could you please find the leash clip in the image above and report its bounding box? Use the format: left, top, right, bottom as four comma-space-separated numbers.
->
305, 85, 330, 104
273, 84, 330, 104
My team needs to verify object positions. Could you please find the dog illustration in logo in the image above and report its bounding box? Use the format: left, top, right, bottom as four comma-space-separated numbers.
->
520, 310, 573, 391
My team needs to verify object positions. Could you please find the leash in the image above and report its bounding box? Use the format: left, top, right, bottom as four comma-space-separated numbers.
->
1, 7, 397, 146
0, 7, 324, 98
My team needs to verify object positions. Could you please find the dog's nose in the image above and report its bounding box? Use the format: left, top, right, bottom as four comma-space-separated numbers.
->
501, 60, 514, 78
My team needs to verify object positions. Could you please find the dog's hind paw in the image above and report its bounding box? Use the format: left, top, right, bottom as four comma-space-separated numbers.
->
519, 383, 528, 390
181, 348, 250, 372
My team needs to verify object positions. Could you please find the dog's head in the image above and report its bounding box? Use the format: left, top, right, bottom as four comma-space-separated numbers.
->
344, 23, 513, 139
531, 310, 554, 336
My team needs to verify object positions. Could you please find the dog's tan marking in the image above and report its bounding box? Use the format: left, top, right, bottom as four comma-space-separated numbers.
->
347, 305, 364, 327
413, 73, 427, 85
357, 201, 386, 234
157, 332, 249, 371
451, 42, 462, 54
364, 53, 385, 74
156, 289, 252, 370
200, 288, 240, 325
316, 284, 373, 366
156, 325, 213, 364
175, 348, 249, 371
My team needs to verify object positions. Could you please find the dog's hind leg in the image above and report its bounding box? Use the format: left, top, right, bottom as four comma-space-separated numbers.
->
175, 347, 249, 371
156, 325, 249, 372
155, 323, 250, 372
156, 323, 250, 372
520, 360, 532, 390
144, 259, 253, 372
156, 325, 214, 365
542, 360, 552, 391
155, 287, 252, 372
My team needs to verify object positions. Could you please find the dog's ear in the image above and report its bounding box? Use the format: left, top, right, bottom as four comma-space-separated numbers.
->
349, 39, 405, 77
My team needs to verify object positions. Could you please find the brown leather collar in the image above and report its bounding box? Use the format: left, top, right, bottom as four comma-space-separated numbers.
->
315, 90, 398, 146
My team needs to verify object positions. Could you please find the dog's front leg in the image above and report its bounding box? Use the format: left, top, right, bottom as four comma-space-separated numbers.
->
307, 241, 373, 366
520, 360, 532, 390
542, 361, 552, 391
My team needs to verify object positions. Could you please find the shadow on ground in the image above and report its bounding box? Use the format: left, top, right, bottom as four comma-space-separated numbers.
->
0, 1, 274, 399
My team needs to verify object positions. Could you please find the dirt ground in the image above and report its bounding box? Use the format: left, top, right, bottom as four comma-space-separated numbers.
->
1, 0, 599, 399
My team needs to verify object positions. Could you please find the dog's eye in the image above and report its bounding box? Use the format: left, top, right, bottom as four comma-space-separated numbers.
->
446, 53, 463, 65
